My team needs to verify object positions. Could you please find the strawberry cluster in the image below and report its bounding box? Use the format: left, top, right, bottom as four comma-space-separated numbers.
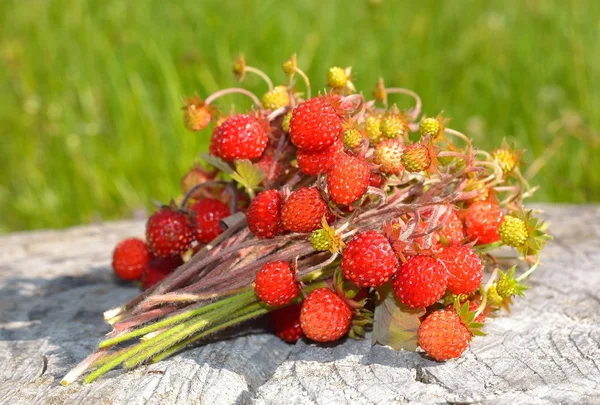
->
65, 55, 551, 385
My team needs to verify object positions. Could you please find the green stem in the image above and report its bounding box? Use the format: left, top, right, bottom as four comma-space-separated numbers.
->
99, 289, 256, 348
516, 254, 540, 282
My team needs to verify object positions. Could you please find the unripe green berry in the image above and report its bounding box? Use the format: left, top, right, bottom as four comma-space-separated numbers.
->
365, 116, 383, 145
343, 128, 362, 149
499, 216, 528, 248
380, 115, 407, 140
310, 229, 331, 252
262, 85, 290, 110
327, 67, 348, 89
401, 143, 431, 173
420, 117, 441, 138
281, 111, 292, 133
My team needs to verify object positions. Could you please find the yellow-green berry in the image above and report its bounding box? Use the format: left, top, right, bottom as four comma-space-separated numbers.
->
380, 115, 408, 140
281, 111, 292, 133
366, 116, 383, 145
343, 128, 362, 149
327, 67, 348, 89
499, 216, 528, 248
401, 143, 431, 173
493, 148, 518, 175
310, 229, 331, 252
374, 140, 404, 175
420, 117, 441, 138
262, 85, 290, 110
487, 284, 503, 306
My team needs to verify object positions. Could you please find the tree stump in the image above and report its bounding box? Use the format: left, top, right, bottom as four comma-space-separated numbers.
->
1, 205, 599, 404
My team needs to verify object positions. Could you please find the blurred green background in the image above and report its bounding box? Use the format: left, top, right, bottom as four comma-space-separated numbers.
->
1, 0, 599, 233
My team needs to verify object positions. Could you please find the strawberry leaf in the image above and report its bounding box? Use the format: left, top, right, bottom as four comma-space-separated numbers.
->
372, 283, 425, 351
199, 153, 234, 174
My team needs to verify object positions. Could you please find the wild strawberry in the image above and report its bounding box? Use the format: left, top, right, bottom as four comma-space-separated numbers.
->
341, 230, 400, 287
181, 165, 218, 200
369, 173, 385, 188
327, 155, 370, 206
300, 288, 352, 342
215, 114, 269, 161
262, 85, 290, 110
496, 267, 527, 299
392, 255, 448, 308
445, 301, 486, 324
209, 129, 221, 157
438, 246, 483, 295
438, 210, 466, 244
327, 66, 349, 89
499, 215, 528, 248
146, 207, 195, 256
419, 117, 442, 138
141, 255, 183, 290
246, 190, 284, 239
296, 138, 343, 175
309, 219, 345, 253
365, 115, 383, 145
373, 139, 404, 175
255, 152, 283, 185
380, 114, 409, 140
254, 261, 298, 306
190, 198, 230, 244
289, 96, 343, 152
342, 128, 362, 149
465, 201, 504, 245
112, 238, 150, 281
281, 187, 332, 233
182, 95, 214, 132
417, 309, 471, 361
401, 143, 431, 173
269, 304, 303, 343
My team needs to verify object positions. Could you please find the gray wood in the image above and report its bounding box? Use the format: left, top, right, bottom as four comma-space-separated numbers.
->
0, 205, 599, 404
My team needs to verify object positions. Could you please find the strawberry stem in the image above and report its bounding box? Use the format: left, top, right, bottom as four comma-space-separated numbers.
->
516, 254, 540, 282
205, 88, 263, 109
244, 66, 274, 90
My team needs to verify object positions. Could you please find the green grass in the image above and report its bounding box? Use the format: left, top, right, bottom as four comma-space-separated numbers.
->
1, 0, 599, 233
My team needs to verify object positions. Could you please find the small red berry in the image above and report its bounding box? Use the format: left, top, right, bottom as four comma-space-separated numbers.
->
269, 304, 303, 343
418, 309, 471, 361
215, 114, 269, 161
190, 198, 230, 244
300, 288, 352, 342
112, 238, 150, 281
146, 207, 195, 256
296, 138, 343, 176
465, 201, 504, 245
341, 230, 399, 287
255, 261, 298, 306
392, 255, 448, 308
289, 96, 343, 152
281, 187, 333, 233
247, 190, 284, 239
438, 246, 483, 295
438, 210, 466, 244
327, 154, 370, 206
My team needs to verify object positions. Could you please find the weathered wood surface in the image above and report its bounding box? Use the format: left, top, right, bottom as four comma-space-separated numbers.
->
0, 205, 599, 405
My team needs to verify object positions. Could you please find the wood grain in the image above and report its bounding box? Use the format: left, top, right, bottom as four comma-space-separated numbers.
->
1, 206, 599, 404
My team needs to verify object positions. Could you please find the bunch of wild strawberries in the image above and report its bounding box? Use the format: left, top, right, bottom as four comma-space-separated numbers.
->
67, 54, 550, 385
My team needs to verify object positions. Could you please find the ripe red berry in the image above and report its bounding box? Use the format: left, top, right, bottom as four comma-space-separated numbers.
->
215, 114, 269, 161
254, 261, 298, 306
281, 187, 333, 233
369, 173, 385, 188
146, 207, 195, 256
269, 304, 303, 343
141, 255, 184, 290
246, 190, 284, 239
438, 246, 483, 295
438, 210, 465, 244
189, 198, 230, 244
112, 238, 150, 281
341, 230, 400, 287
300, 288, 352, 342
417, 309, 471, 361
289, 96, 343, 152
296, 138, 343, 176
392, 255, 448, 308
465, 201, 504, 245
327, 154, 370, 206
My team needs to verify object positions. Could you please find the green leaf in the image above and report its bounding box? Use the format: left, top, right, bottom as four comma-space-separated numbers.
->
372, 283, 425, 351
230, 160, 265, 193
199, 153, 233, 174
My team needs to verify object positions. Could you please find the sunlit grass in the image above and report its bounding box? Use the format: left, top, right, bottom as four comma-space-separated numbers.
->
1, 0, 598, 232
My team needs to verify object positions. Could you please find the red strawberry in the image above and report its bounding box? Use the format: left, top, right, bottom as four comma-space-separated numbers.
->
254, 261, 298, 306
281, 187, 333, 233
112, 238, 150, 281
209, 130, 221, 157
246, 190, 284, 239
417, 309, 471, 361
189, 198, 230, 244
296, 138, 343, 176
215, 114, 269, 161
438, 210, 465, 244
269, 304, 303, 343
327, 154, 370, 206
300, 288, 352, 342
181, 165, 218, 200
146, 207, 195, 256
289, 96, 343, 152
438, 245, 483, 295
369, 173, 385, 188
341, 230, 400, 287
392, 255, 448, 308
465, 201, 504, 245
141, 255, 184, 290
